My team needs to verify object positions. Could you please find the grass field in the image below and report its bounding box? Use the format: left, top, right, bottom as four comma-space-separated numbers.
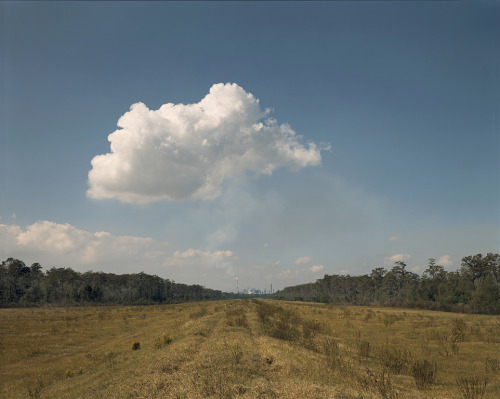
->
0, 299, 499, 398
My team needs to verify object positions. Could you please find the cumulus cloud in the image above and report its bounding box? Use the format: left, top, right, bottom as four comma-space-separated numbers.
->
1, 221, 163, 265
438, 255, 453, 267
295, 256, 313, 265
0, 221, 236, 285
88, 83, 328, 204
384, 253, 412, 265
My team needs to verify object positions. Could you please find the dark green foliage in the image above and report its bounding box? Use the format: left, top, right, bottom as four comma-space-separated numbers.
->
0, 258, 234, 307
274, 253, 500, 314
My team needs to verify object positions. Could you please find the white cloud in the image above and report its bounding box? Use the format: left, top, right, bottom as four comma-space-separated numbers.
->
295, 256, 313, 265
1, 221, 163, 266
88, 83, 328, 204
384, 253, 412, 266
164, 248, 236, 274
309, 265, 324, 273
0, 221, 237, 287
388, 236, 399, 241
438, 255, 453, 267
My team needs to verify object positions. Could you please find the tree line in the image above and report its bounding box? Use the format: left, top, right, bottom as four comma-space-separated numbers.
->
274, 253, 500, 314
0, 258, 239, 306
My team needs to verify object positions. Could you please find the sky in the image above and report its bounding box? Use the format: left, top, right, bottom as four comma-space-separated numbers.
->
1, 1, 499, 292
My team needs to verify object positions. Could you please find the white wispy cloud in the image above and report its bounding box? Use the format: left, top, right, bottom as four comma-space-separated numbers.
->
384, 253, 412, 266
164, 248, 236, 274
295, 256, 313, 265
309, 265, 324, 273
88, 83, 329, 204
438, 255, 453, 267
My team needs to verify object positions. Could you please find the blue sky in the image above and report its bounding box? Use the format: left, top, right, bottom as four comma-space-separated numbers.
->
1, 1, 499, 292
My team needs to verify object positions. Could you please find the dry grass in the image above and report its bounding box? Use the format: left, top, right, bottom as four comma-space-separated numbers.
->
0, 300, 499, 398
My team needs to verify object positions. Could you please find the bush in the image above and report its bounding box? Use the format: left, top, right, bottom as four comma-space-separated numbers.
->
302, 319, 323, 338
357, 340, 371, 358
411, 359, 437, 389
456, 375, 489, 399
225, 308, 249, 328
131, 341, 141, 350
324, 338, 342, 369
363, 368, 398, 399
451, 318, 467, 342
378, 345, 411, 374
162, 333, 172, 345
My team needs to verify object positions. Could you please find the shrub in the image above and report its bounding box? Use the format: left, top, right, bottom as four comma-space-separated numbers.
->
357, 340, 371, 358
364, 368, 398, 399
269, 315, 301, 341
225, 308, 249, 328
451, 318, 468, 342
383, 314, 397, 327
364, 309, 375, 321
324, 338, 342, 369
485, 357, 500, 374
26, 379, 44, 399
411, 359, 437, 389
230, 343, 244, 365
456, 375, 489, 399
378, 345, 411, 374
189, 307, 208, 319
162, 333, 172, 345
302, 319, 322, 338
131, 341, 141, 350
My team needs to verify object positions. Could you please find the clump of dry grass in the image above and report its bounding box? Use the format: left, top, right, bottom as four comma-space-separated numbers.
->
456, 375, 489, 399
225, 308, 249, 328
323, 337, 342, 370
26, 379, 44, 399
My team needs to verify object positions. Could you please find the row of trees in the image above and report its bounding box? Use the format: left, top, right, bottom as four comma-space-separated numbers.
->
275, 253, 500, 314
0, 258, 236, 306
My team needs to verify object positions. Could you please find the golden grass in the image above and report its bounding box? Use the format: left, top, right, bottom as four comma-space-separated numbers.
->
0, 300, 498, 398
